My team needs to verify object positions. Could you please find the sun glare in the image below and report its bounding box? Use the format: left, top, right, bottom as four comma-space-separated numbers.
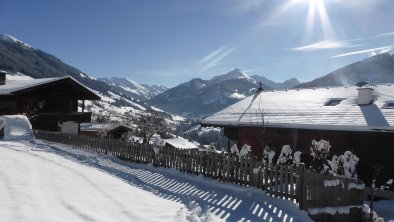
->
306, 0, 334, 38
267, 0, 335, 39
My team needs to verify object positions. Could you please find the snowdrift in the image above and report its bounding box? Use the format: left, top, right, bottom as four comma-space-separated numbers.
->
0, 115, 34, 141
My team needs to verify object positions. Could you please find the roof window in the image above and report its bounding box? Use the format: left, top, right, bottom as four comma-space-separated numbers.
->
383, 102, 394, 109
324, 98, 344, 106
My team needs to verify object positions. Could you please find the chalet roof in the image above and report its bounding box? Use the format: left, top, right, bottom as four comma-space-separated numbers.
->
165, 137, 199, 150
0, 76, 100, 100
107, 124, 134, 134
80, 123, 136, 132
201, 84, 394, 132
80, 123, 111, 132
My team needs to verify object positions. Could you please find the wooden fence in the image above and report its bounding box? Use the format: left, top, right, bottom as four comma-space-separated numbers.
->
34, 130, 364, 213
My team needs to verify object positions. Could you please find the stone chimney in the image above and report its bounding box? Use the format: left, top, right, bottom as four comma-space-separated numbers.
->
357, 86, 374, 105
0, 70, 6, 85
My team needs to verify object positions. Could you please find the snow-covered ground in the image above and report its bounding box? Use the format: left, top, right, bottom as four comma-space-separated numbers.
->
372, 200, 394, 222
0, 140, 312, 222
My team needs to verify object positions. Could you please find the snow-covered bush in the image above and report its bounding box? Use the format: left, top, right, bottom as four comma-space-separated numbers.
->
262, 146, 275, 164
153, 137, 166, 154
239, 144, 251, 157
277, 145, 293, 165
293, 151, 302, 166
309, 139, 331, 174
381, 178, 393, 190
205, 143, 217, 153
230, 144, 239, 155
337, 151, 359, 179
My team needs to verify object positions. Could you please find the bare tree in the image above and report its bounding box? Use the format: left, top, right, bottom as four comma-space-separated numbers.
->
251, 98, 276, 159
366, 164, 392, 222
136, 111, 171, 144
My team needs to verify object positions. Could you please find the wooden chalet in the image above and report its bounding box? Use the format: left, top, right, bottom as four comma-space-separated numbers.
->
0, 71, 100, 134
107, 124, 134, 140
80, 123, 135, 139
201, 84, 394, 180
79, 123, 108, 137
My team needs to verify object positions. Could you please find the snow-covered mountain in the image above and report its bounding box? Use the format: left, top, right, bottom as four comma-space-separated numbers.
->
297, 51, 394, 88
141, 84, 168, 96
251, 75, 300, 90
211, 68, 254, 83
210, 67, 300, 90
99, 77, 168, 101
149, 69, 267, 117
149, 68, 300, 118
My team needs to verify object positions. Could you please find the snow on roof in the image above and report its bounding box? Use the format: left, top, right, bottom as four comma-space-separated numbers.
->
0, 77, 65, 95
165, 137, 199, 149
80, 123, 136, 132
5, 72, 34, 81
201, 84, 394, 132
0, 75, 100, 99
108, 124, 135, 133
80, 123, 111, 131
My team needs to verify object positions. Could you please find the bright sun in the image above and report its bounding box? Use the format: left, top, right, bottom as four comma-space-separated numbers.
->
269, 0, 334, 39
305, 0, 334, 38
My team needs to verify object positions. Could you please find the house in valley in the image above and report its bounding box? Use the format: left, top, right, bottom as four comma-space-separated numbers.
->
80, 123, 135, 139
107, 124, 135, 140
0, 71, 100, 134
201, 83, 394, 179
79, 123, 109, 137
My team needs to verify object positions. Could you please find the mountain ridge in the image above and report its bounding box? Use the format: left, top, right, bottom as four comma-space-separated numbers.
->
297, 52, 394, 88
149, 68, 303, 117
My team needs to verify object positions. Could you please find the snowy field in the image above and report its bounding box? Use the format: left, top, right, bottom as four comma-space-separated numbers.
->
0, 140, 312, 222
372, 200, 394, 222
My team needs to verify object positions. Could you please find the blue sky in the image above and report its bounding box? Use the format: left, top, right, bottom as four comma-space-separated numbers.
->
0, 0, 393, 86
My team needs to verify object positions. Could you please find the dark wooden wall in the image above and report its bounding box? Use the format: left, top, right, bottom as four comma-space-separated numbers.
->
231, 126, 394, 183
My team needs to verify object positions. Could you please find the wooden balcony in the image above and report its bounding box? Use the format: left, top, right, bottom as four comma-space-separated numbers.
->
32, 112, 92, 123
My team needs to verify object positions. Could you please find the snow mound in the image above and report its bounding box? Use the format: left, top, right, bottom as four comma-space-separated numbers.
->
0, 115, 34, 141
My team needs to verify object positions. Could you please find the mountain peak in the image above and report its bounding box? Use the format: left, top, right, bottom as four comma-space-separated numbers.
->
0, 34, 32, 48
283, 78, 300, 85
251, 75, 300, 90
211, 68, 253, 83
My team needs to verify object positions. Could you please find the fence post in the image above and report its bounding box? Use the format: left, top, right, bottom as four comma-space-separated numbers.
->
298, 163, 307, 210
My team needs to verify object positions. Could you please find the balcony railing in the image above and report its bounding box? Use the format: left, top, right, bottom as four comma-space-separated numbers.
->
32, 112, 92, 123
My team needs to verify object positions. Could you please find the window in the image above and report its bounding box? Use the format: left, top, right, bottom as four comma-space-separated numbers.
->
383, 102, 394, 109
324, 99, 344, 106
